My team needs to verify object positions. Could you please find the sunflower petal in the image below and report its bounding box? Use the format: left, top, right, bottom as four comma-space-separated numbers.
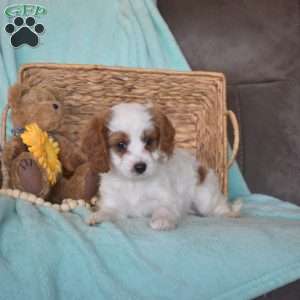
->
21, 123, 62, 186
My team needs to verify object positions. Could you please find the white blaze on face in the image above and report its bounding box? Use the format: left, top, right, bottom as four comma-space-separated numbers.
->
108, 103, 160, 179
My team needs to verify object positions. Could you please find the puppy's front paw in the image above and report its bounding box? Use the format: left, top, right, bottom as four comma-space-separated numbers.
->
150, 217, 177, 231
215, 199, 242, 218
150, 207, 178, 231
87, 213, 103, 226
86, 209, 117, 226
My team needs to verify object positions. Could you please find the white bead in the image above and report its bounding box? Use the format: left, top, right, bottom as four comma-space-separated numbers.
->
35, 198, 44, 205
6, 189, 14, 197
27, 194, 37, 203
61, 203, 70, 212
66, 199, 74, 205
43, 201, 51, 207
4, 189, 10, 193
11, 189, 21, 198
52, 204, 60, 211
69, 201, 77, 209
77, 200, 85, 207
19, 191, 31, 199
0, 189, 7, 194
90, 197, 97, 205
4, 189, 12, 196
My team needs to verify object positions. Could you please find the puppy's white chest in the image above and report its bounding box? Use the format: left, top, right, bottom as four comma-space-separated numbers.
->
100, 174, 159, 217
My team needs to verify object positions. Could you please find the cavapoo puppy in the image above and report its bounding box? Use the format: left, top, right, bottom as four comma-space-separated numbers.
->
82, 102, 241, 230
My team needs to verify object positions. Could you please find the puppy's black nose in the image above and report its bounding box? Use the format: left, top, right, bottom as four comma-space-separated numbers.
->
134, 162, 147, 174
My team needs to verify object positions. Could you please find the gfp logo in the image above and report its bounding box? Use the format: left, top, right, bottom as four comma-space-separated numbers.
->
4, 4, 47, 48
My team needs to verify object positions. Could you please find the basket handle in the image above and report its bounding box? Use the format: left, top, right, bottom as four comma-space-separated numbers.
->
226, 110, 240, 168
0, 104, 9, 152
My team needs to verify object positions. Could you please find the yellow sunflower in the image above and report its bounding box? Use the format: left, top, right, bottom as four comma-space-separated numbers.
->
21, 123, 62, 185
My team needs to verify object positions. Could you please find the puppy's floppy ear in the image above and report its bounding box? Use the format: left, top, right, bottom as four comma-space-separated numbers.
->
81, 110, 111, 173
8, 83, 30, 109
150, 107, 175, 157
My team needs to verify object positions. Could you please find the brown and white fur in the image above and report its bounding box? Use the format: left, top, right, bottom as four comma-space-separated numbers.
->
82, 103, 241, 231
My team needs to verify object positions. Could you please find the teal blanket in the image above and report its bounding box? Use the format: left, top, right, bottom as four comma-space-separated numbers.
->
0, 1, 300, 299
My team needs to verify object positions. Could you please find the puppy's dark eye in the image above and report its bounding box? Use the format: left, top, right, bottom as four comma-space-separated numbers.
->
52, 103, 59, 110
145, 138, 153, 146
117, 142, 127, 151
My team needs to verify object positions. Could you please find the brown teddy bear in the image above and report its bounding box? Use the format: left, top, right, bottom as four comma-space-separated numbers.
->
2, 83, 98, 204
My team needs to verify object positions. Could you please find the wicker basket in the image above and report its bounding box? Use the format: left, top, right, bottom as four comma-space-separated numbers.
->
0, 63, 239, 211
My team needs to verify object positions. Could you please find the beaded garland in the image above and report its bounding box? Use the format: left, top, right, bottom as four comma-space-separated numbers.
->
0, 188, 97, 212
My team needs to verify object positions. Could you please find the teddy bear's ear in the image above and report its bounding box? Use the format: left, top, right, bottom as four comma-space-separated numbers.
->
8, 83, 29, 109
48, 87, 63, 102
37, 84, 63, 102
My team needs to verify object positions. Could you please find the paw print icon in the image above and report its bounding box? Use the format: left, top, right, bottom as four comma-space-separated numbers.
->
5, 16, 44, 47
